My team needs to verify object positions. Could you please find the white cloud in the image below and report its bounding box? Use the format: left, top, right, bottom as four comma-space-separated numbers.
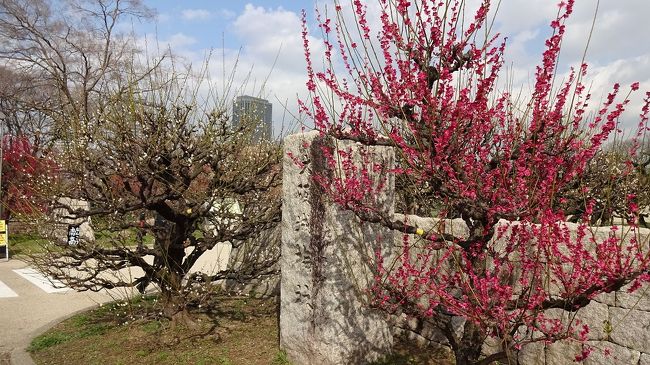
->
233, 5, 307, 71
224, 5, 325, 133
167, 33, 198, 48
489, 0, 650, 131
230, 1, 650, 134
135, 32, 201, 64
489, 0, 558, 35
135, 4, 314, 136
562, 2, 650, 64
580, 55, 650, 131
181, 9, 211, 21
141, 1, 650, 136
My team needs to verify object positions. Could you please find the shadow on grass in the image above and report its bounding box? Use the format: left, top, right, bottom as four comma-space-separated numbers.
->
370, 336, 455, 365
29, 294, 282, 365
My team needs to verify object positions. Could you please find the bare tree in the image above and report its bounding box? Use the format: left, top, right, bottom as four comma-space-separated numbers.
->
0, 66, 51, 146
0, 0, 159, 145
27, 67, 282, 322
0, 0, 168, 220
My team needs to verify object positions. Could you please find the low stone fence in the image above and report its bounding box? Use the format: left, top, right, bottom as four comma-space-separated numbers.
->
393, 214, 650, 365
280, 131, 650, 365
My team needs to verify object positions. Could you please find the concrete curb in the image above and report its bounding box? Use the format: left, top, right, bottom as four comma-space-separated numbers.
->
12, 303, 104, 365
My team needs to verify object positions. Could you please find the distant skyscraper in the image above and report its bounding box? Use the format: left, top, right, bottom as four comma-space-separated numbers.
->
232, 95, 272, 142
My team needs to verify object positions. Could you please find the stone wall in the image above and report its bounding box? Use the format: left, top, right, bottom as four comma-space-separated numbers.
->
280, 131, 650, 365
280, 131, 394, 365
393, 215, 650, 365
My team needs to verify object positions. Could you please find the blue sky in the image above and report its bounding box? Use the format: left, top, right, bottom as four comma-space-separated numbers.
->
141, 1, 305, 51
133, 1, 650, 136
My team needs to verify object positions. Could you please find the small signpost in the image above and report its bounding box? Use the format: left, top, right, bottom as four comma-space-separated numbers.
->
0, 220, 8, 261
67, 224, 80, 246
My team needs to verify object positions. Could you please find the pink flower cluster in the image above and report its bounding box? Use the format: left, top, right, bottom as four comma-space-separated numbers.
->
300, 0, 650, 359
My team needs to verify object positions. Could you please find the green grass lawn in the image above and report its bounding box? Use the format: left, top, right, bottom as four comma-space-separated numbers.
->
28, 293, 452, 365
7, 227, 155, 258
29, 295, 289, 365
8, 232, 48, 256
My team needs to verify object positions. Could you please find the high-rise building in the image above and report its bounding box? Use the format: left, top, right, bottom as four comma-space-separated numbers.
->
232, 95, 272, 142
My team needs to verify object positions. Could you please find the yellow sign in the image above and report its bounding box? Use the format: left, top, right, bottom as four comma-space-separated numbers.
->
0, 220, 5, 247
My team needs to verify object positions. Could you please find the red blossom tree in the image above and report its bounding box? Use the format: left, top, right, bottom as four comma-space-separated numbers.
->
1, 135, 55, 219
301, 0, 650, 364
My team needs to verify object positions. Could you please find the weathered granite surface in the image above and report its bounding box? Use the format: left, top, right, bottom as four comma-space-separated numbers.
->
52, 197, 95, 243
584, 341, 640, 365
280, 132, 650, 365
640, 353, 650, 365
280, 131, 394, 365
